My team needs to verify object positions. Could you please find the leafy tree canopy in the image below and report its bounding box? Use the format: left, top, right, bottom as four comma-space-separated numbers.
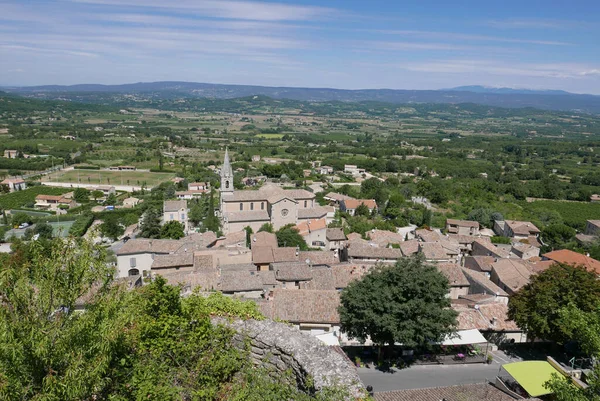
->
339, 256, 457, 348
275, 224, 308, 250
160, 220, 185, 239
508, 263, 600, 345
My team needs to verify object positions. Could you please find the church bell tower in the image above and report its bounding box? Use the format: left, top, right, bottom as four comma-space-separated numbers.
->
220, 147, 233, 197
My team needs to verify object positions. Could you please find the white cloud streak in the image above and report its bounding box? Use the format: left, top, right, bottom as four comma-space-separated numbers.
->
371, 30, 570, 46
67, 0, 336, 21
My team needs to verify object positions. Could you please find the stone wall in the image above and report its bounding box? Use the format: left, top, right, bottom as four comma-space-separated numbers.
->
213, 318, 365, 398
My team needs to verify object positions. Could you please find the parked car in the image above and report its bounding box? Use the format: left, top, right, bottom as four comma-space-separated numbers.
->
18, 222, 31, 229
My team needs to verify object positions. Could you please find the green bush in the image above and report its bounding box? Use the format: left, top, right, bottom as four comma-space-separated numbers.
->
68, 214, 94, 237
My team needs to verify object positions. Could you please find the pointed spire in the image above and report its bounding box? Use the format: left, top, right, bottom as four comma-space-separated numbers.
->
222, 147, 232, 178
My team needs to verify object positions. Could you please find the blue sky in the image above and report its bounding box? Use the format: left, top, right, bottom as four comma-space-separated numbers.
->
1, 0, 600, 93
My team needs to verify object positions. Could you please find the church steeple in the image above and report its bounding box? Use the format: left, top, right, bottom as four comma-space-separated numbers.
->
220, 147, 233, 195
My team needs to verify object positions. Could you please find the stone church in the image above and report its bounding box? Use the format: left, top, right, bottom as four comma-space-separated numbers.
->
220, 149, 330, 233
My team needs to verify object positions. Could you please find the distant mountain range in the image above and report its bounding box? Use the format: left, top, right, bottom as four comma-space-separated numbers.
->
3, 81, 600, 114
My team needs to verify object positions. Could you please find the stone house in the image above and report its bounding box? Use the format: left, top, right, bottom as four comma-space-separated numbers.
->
453, 302, 527, 344
122, 197, 141, 208
1, 178, 26, 192
318, 166, 334, 175
272, 261, 313, 289
163, 200, 189, 233
295, 218, 328, 249
490, 259, 532, 295
339, 199, 377, 216
35, 194, 76, 211
3, 150, 18, 159
445, 219, 480, 236
437, 263, 470, 299
471, 239, 510, 259
460, 268, 509, 304
188, 182, 210, 192
323, 192, 355, 206
259, 289, 342, 335
116, 238, 183, 278
325, 228, 347, 252
585, 220, 600, 236
511, 242, 540, 260
494, 220, 540, 239
346, 242, 402, 263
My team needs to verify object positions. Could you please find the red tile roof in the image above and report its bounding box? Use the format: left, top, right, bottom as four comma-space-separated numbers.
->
543, 249, 600, 274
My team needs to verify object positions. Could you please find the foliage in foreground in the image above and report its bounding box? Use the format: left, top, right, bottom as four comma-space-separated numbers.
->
338, 256, 457, 348
0, 237, 352, 400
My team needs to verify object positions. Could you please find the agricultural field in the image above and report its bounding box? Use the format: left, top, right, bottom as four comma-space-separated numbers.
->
47, 169, 176, 187
525, 200, 600, 229
0, 186, 72, 210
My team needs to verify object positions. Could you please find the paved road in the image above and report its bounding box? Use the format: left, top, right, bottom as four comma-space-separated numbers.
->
358, 363, 503, 392
358, 350, 522, 393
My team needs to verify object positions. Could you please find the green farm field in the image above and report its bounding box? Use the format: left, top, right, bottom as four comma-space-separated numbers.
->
48, 170, 175, 187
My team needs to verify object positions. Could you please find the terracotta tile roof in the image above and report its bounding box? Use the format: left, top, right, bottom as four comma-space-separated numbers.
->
347, 243, 403, 260
461, 268, 508, 296
437, 263, 469, 287
346, 232, 363, 241
367, 229, 405, 246
219, 263, 256, 272
260, 289, 340, 324
158, 270, 219, 291
151, 253, 194, 269
163, 200, 187, 212
446, 234, 477, 244
296, 218, 327, 236
419, 242, 456, 260
326, 228, 347, 241
491, 259, 532, 292
220, 270, 264, 292
298, 206, 329, 219
299, 250, 338, 266
526, 260, 555, 274
116, 239, 182, 255
272, 261, 313, 281
543, 249, 600, 274
446, 219, 480, 228
193, 254, 214, 270
226, 210, 270, 223
324, 192, 355, 202
272, 247, 299, 263
464, 256, 496, 272
1, 178, 24, 184
213, 230, 246, 248
259, 270, 279, 286
374, 383, 517, 401
252, 246, 275, 264
342, 199, 377, 210
35, 194, 67, 202
332, 263, 374, 288
453, 303, 520, 332
400, 239, 420, 256
415, 228, 441, 242
472, 238, 510, 259
505, 220, 540, 235
300, 267, 336, 290
251, 231, 278, 249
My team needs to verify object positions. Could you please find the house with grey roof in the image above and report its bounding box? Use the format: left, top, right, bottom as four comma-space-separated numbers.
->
163, 199, 189, 233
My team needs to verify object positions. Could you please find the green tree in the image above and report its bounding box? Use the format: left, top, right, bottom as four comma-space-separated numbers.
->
100, 214, 124, 241
91, 189, 104, 202
339, 257, 457, 354
104, 193, 118, 206
33, 221, 54, 239
508, 263, 600, 345
73, 187, 89, 202
354, 203, 370, 217
11, 212, 32, 227
189, 201, 204, 226
275, 224, 308, 250
258, 223, 274, 233
541, 224, 576, 251
244, 226, 253, 248
138, 207, 162, 239
160, 220, 185, 239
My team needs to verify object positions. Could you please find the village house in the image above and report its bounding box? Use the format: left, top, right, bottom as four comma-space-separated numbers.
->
471, 238, 510, 259
445, 219, 480, 236
344, 164, 366, 176
585, 220, 600, 236
34, 194, 76, 211
510, 242, 540, 260
116, 238, 184, 278
437, 263, 470, 299
1, 177, 26, 192
317, 165, 334, 175
188, 182, 210, 192
295, 218, 328, 249
259, 289, 342, 335
542, 249, 600, 275
3, 150, 18, 159
122, 197, 141, 208
91, 185, 115, 198
494, 220, 540, 239
323, 192, 355, 206
326, 228, 347, 252
489, 259, 532, 295
346, 242, 402, 263
220, 150, 329, 233
463, 255, 496, 275
419, 242, 460, 263
163, 200, 189, 233
339, 199, 377, 216
453, 302, 527, 344
460, 268, 509, 304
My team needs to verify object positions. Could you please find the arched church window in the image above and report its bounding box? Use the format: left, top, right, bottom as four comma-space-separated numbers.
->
225, 180, 230, 189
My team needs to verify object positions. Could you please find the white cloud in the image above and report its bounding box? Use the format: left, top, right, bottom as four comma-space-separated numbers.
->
67, 0, 336, 21
371, 30, 570, 46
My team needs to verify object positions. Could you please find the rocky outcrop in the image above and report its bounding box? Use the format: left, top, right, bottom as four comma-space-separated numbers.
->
212, 318, 365, 398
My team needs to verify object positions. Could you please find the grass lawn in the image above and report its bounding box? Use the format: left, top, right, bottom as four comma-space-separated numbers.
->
49, 170, 176, 187
255, 133, 284, 139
